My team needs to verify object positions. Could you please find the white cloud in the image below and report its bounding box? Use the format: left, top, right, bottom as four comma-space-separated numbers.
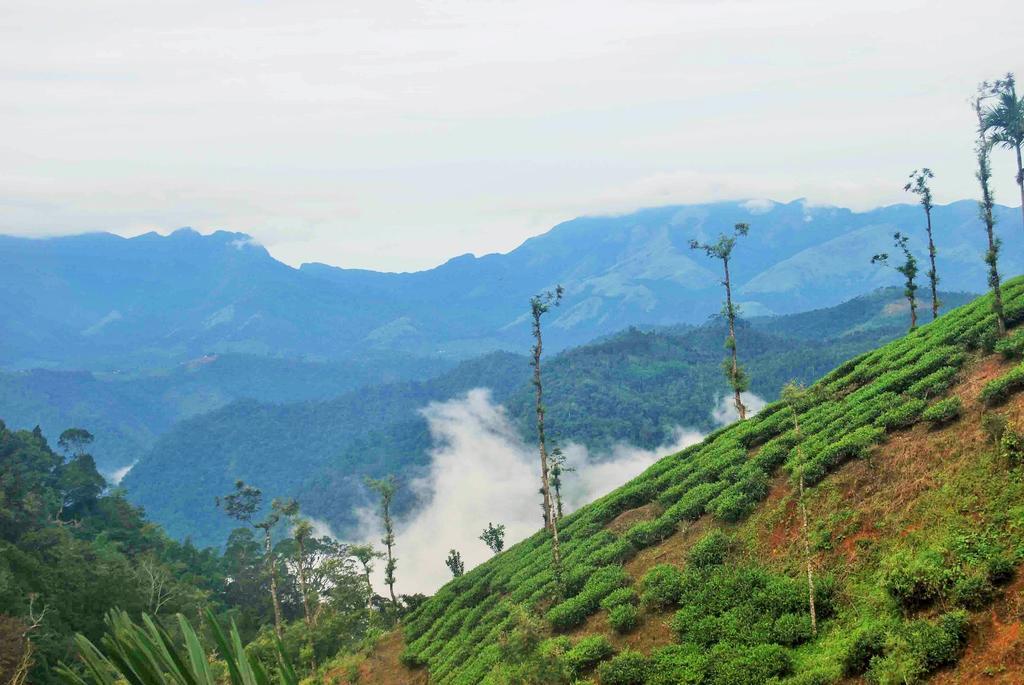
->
107, 460, 136, 486
354, 389, 702, 595
742, 199, 777, 215
712, 391, 767, 426
1, 1, 1021, 271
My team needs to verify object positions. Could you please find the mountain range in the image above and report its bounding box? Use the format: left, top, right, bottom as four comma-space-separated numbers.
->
2, 199, 1020, 373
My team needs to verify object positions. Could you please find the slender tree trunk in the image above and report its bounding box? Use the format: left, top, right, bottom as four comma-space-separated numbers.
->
799, 475, 817, 636
976, 100, 1007, 337
925, 207, 939, 320
532, 321, 554, 532
383, 506, 397, 610
789, 407, 817, 635
263, 528, 284, 639
532, 310, 562, 586
295, 537, 317, 670
723, 257, 746, 420
908, 294, 917, 330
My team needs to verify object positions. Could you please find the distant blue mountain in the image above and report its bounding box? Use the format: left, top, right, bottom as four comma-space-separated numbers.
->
1, 199, 1020, 371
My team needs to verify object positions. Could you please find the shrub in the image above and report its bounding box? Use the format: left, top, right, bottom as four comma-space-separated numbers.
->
772, 612, 813, 647
1000, 429, 1024, 466
908, 610, 969, 671
881, 550, 950, 611
782, 668, 841, 685
982, 412, 1009, 444
400, 649, 429, 669
980, 363, 1024, 405
560, 634, 614, 679
600, 587, 638, 611
705, 643, 792, 685
921, 397, 961, 426
597, 650, 650, 685
608, 604, 640, 634
906, 366, 959, 397
951, 568, 994, 609
994, 330, 1024, 358
874, 398, 927, 431
640, 564, 684, 609
687, 530, 731, 569
843, 623, 888, 676
547, 565, 630, 631
647, 644, 705, 685
986, 555, 1016, 585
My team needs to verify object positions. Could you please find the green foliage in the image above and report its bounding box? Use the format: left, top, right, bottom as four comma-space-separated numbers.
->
921, 397, 961, 426
862, 611, 969, 684
398, 278, 1024, 684
994, 330, 1024, 357
608, 604, 640, 634
546, 566, 629, 632
640, 564, 684, 610
980, 362, 1024, 405
560, 635, 614, 679
874, 398, 927, 431
56, 609, 297, 685
481, 522, 507, 554
687, 530, 731, 568
596, 650, 650, 685
881, 550, 951, 611
599, 587, 638, 611
843, 622, 889, 676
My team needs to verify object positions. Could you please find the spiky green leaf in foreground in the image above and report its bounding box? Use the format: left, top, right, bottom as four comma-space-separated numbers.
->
56, 609, 297, 685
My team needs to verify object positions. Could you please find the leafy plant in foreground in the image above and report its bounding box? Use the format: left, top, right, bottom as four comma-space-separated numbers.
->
57, 609, 297, 685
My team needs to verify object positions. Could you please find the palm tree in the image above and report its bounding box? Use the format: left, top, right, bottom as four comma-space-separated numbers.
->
983, 73, 1024, 235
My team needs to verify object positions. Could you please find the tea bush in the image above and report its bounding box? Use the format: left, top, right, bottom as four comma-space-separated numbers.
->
921, 396, 961, 426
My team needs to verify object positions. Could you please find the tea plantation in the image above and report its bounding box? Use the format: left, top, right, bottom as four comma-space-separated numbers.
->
393, 277, 1024, 684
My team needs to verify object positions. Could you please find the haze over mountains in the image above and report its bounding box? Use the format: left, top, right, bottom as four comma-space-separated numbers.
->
2, 199, 1020, 374
0, 197, 1014, 545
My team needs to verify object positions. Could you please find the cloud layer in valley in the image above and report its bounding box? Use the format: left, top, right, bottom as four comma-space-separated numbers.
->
356, 389, 703, 595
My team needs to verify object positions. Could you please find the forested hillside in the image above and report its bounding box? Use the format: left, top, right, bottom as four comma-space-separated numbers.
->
0, 352, 452, 476
0, 421, 406, 685
370, 276, 1024, 685
123, 288, 974, 547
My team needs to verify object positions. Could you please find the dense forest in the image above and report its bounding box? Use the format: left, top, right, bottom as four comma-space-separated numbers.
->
123, 288, 975, 547
0, 422, 418, 685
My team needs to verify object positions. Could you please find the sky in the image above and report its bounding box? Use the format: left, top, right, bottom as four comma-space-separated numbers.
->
1, 0, 1022, 272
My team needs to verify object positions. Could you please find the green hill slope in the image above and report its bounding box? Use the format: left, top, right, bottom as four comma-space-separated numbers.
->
378, 279, 1024, 685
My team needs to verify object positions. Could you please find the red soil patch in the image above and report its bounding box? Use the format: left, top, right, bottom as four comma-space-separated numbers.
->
567, 606, 675, 656
323, 631, 429, 685
622, 516, 713, 579
605, 502, 664, 535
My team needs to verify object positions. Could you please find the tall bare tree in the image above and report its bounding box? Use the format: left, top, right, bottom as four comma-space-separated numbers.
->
690, 223, 751, 420
871, 232, 920, 331
781, 382, 817, 636
348, 543, 382, 619
982, 73, 1024, 236
365, 475, 399, 611
529, 286, 564, 584
216, 481, 295, 638
975, 86, 1007, 336
905, 168, 940, 320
